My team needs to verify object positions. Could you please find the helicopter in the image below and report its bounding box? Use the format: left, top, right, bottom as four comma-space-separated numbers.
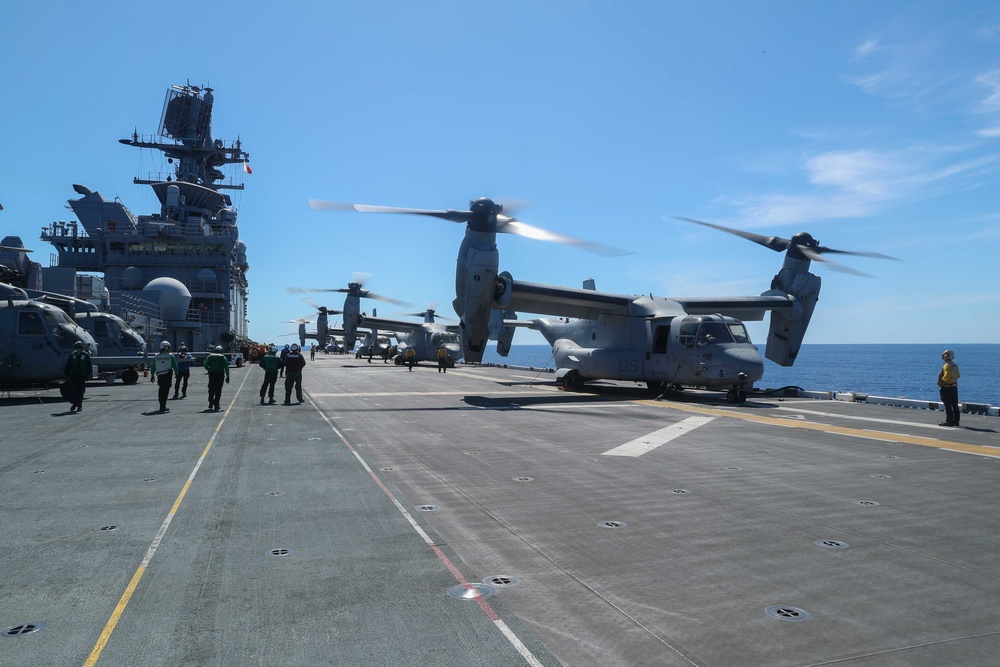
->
1, 282, 99, 390
287, 275, 410, 350
23, 289, 147, 382
354, 329, 394, 360
501, 217, 896, 400
360, 308, 463, 367
284, 316, 348, 353
308, 198, 626, 363
309, 198, 895, 402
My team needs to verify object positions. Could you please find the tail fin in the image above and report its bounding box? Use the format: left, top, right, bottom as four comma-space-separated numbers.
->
489, 308, 517, 357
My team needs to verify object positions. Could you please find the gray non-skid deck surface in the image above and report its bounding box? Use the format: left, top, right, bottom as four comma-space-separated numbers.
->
0, 366, 557, 666
3, 357, 1000, 666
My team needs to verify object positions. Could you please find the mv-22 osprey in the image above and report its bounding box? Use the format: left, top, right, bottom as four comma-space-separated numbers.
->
310, 198, 895, 402
287, 276, 409, 351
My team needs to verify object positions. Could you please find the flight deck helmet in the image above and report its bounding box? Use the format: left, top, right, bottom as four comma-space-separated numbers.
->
74, 341, 84, 349
214, 345, 224, 352
942, 349, 954, 361
290, 343, 300, 352
160, 341, 171, 351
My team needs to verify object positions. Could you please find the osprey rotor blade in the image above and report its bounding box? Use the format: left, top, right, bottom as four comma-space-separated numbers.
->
500, 219, 632, 257
674, 217, 790, 253
309, 200, 471, 223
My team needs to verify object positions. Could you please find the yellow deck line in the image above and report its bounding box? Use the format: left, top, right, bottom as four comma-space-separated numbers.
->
633, 398, 1000, 458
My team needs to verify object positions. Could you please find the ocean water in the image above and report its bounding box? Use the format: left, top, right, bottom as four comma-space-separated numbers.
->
480, 344, 999, 406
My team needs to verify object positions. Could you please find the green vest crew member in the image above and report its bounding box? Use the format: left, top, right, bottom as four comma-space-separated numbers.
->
64, 341, 93, 412
259, 346, 280, 404
204, 346, 231, 412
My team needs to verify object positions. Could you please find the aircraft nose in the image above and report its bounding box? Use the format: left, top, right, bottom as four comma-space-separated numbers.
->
726, 347, 764, 382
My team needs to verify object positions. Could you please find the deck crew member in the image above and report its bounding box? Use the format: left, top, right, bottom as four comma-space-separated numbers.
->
204, 345, 230, 411
405, 346, 416, 371
937, 349, 961, 427
259, 345, 280, 404
282, 343, 306, 404
64, 340, 92, 412
173, 344, 193, 398
437, 345, 448, 373
150, 341, 178, 413
279, 344, 290, 377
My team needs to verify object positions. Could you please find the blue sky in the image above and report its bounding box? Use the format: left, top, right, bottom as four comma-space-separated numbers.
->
2, 1, 999, 347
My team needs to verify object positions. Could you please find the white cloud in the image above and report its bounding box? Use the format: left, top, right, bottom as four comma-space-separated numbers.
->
977, 126, 1000, 138
727, 147, 998, 228
854, 36, 881, 60
974, 69, 1000, 111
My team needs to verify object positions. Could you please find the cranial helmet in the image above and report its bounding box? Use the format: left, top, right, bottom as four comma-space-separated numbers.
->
291, 343, 300, 352
160, 341, 171, 350
215, 345, 224, 352
942, 349, 954, 360
179, 344, 187, 351
74, 341, 84, 348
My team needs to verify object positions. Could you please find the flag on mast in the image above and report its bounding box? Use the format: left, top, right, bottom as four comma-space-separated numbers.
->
243, 161, 253, 174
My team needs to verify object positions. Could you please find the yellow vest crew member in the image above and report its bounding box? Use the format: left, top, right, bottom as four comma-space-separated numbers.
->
936, 349, 960, 427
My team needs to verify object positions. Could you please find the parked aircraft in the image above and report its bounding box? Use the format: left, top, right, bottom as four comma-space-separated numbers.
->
1, 283, 98, 390
360, 308, 462, 366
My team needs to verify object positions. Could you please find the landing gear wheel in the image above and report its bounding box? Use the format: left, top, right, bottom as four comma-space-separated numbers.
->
646, 381, 667, 395
727, 388, 747, 404
121, 369, 139, 385
563, 371, 583, 392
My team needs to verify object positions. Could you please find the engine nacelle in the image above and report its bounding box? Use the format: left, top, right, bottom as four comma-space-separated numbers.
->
316, 311, 329, 348
456, 243, 498, 363
342, 297, 361, 348
763, 260, 821, 366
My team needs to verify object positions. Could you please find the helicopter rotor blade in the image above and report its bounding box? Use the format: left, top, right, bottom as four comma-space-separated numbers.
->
673, 217, 790, 253
311, 196, 630, 255
797, 245, 872, 277
499, 218, 631, 257
285, 287, 348, 294
360, 290, 412, 308
675, 216, 899, 275
309, 200, 471, 223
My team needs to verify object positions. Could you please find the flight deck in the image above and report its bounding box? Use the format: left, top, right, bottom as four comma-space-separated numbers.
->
2, 356, 999, 666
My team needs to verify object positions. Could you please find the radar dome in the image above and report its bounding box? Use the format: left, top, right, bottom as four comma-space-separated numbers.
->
142, 277, 191, 321
196, 268, 217, 283
121, 267, 144, 289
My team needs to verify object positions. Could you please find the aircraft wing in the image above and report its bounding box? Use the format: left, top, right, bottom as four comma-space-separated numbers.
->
360, 316, 430, 334
671, 295, 795, 321
507, 279, 634, 320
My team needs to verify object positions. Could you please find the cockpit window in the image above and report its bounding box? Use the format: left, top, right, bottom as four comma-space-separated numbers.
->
728, 323, 751, 344
695, 322, 734, 347
679, 321, 699, 348
18, 311, 46, 336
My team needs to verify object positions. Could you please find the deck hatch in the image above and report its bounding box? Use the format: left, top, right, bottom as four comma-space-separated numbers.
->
766, 606, 812, 622
816, 539, 850, 549
3, 622, 45, 637
484, 575, 520, 588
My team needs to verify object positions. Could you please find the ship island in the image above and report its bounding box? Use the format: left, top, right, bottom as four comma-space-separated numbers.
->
35, 83, 251, 359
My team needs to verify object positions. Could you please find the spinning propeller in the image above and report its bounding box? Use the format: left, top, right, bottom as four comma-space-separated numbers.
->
675, 217, 899, 277
309, 197, 631, 257
285, 273, 411, 307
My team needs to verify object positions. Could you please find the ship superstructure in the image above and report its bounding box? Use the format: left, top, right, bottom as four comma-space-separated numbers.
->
39, 84, 251, 352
